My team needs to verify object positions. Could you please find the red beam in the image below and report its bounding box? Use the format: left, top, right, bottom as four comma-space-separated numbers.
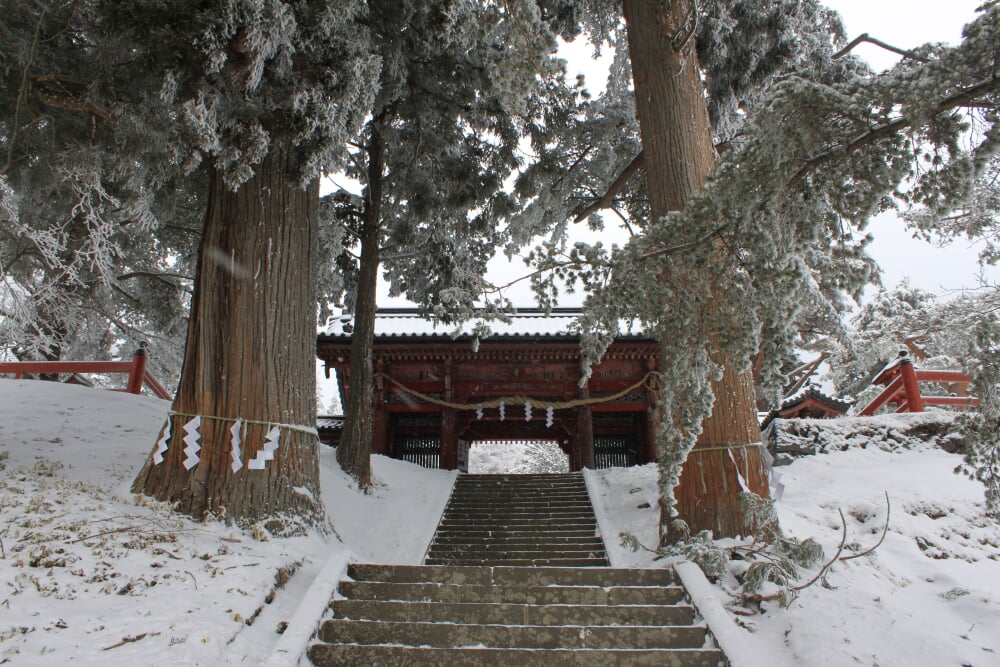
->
0, 360, 134, 374
143, 370, 173, 400
913, 370, 972, 383
859, 376, 905, 416
922, 396, 980, 407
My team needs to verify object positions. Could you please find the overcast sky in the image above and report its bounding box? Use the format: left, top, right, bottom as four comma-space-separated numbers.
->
826, 0, 996, 296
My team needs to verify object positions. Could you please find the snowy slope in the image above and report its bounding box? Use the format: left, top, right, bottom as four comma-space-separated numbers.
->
0, 380, 452, 666
588, 422, 1000, 667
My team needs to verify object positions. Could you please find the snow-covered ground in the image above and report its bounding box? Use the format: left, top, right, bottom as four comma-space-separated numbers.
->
588, 415, 1000, 667
0, 380, 452, 666
2, 379, 998, 666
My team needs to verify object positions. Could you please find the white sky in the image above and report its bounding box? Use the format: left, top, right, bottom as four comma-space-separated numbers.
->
826, 0, 998, 296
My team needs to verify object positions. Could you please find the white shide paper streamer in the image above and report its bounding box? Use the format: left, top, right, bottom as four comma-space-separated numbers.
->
182, 416, 202, 470
153, 419, 171, 465
230, 419, 244, 473
248, 426, 281, 470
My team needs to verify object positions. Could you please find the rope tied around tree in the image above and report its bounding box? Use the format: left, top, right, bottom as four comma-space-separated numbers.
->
376, 369, 664, 412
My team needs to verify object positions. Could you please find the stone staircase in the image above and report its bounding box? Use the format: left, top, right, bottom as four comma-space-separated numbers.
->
425, 472, 609, 566
306, 473, 725, 666
307, 563, 723, 666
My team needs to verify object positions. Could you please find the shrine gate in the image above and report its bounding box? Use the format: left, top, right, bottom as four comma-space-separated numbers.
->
317, 308, 661, 471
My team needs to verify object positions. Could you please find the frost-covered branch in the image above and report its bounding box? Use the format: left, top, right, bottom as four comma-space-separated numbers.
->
832, 33, 931, 63
790, 76, 1000, 187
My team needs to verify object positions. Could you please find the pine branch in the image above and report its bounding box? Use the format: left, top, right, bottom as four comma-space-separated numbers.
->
640, 223, 731, 259
2, 9, 46, 177
840, 493, 891, 561
792, 509, 847, 590
573, 150, 644, 223
833, 33, 931, 63
479, 258, 589, 295
116, 270, 192, 284
33, 75, 116, 124
789, 76, 1000, 187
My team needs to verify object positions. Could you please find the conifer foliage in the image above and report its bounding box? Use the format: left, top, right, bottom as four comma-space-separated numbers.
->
3, 1, 378, 529
330, 0, 563, 487
520, 1, 1000, 539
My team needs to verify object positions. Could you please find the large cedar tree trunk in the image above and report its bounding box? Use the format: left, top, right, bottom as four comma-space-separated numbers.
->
336, 125, 385, 488
132, 149, 325, 531
623, 0, 770, 541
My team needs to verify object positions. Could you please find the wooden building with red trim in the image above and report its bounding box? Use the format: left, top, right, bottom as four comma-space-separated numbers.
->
317, 308, 661, 471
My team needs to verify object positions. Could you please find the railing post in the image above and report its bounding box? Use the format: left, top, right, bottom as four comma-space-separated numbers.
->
127, 347, 148, 395
898, 351, 924, 413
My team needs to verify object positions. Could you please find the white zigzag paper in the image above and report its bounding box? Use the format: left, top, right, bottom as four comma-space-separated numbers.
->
182, 416, 202, 470
524, 400, 532, 421
230, 420, 243, 473
153, 419, 171, 465
545, 406, 554, 428
248, 426, 281, 470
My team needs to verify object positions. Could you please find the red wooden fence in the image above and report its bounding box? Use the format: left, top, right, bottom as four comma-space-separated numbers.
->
858, 351, 977, 416
0, 348, 172, 400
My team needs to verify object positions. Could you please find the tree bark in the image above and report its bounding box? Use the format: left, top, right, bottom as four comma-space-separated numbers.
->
336, 124, 385, 488
622, 0, 770, 541
132, 147, 324, 532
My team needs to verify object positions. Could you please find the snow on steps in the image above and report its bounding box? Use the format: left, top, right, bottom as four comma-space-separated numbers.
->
425, 472, 610, 566
307, 563, 725, 666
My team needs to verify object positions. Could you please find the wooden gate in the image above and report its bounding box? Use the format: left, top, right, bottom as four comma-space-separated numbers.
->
396, 435, 441, 469
594, 434, 639, 469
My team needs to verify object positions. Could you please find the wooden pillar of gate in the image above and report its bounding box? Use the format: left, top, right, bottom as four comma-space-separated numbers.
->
644, 358, 660, 464
440, 359, 458, 470
372, 359, 388, 456
577, 387, 595, 470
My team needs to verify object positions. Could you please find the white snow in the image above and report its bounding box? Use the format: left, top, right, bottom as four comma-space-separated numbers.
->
0, 379, 452, 665
2, 378, 998, 666
587, 434, 1000, 667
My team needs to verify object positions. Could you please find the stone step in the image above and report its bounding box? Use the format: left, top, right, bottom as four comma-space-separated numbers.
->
444, 499, 594, 507
441, 507, 596, 515
451, 488, 589, 495
347, 564, 676, 587
434, 533, 604, 547
308, 644, 723, 666
338, 581, 684, 605
424, 551, 608, 564
331, 599, 695, 626
318, 619, 707, 649
426, 545, 607, 555
450, 486, 588, 493
436, 524, 598, 533
438, 515, 599, 523
432, 529, 600, 539
426, 544, 607, 556
458, 472, 583, 482
446, 497, 592, 505
424, 557, 610, 567
439, 517, 598, 526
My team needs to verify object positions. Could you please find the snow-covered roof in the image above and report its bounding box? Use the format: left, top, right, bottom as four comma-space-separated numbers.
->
759, 385, 853, 430
317, 416, 345, 430
320, 307, 652, 340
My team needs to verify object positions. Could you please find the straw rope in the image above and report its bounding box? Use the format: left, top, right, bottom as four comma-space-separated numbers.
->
377, 369, 662, 412
166, 410, 319, 436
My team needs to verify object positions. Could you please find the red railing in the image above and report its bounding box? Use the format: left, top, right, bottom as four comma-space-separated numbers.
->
858, 352, 977, 416
0, 348, 172, 400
